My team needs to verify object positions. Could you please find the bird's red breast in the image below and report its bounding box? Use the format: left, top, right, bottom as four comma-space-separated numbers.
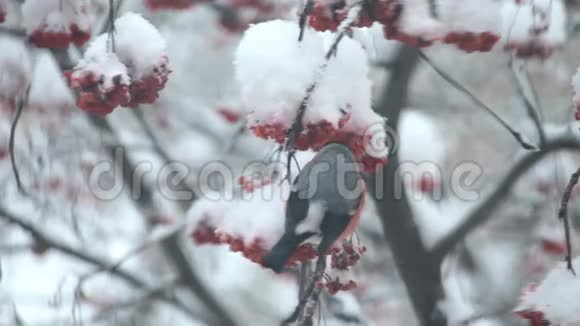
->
336, 179, 366, 244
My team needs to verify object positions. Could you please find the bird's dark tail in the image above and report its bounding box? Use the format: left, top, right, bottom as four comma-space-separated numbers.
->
262, 233, 309, 273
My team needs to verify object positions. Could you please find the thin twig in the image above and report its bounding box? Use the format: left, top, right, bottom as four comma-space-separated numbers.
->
298, 261, 311, 299
0, 204, 195, 319
107, 0, 116, 52
9, 87, 31, 196
509, 58, 546, 148
78, 220, 187, 286
557, 165, 580, 274
298, 0, 314, 42
132, 109, 196, 211
284, 3, 362, 180
87, 115, 237, 326
433, 137, 580, 261
418, 51, 537, 150
90, 279, 178, 322
297, 258, 326, 326
283, 258, 326, 326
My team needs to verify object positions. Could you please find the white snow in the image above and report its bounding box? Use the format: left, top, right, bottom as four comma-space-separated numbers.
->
188, 182, 289, 248
235, 19, 383, 151
73, 41, 131, 91
516, 257, 580, 324
80, 12, 167, 81
29, 52, 74, 110
235, 20, 326, 128
188, 150, 318, 248
0, 36, 31, 99
22, 0, 92, 33
112, 12, 168, 79
352, 23, 400, 64
437, 0, 500, 34
392, 0, 444, 40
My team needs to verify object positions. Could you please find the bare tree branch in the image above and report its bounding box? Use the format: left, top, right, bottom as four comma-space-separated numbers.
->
509, 58, 546, 147
433, 136, 580, 260
132, 108, 196, 211
557, 165, 580, 274
0, 204, 195, 319
298, 0, 314, 42
418, 51, 537, 150
282, 258, 326, 326
9, 87, 31, 196
368, 45, 446, 326
296, 259, 325, 326
78, 220, 187, 287
86, 114, 237, 326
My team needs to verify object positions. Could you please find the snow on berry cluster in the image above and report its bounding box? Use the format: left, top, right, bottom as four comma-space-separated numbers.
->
308, 0, 399, 32
437, 0, 500, 52
514, 257, 580, 325
68, 12, 170, 115
572, 67, 580, 121
188, 181, 320, 268
501, 0, 566, 59
307, 0, 501, 53
217, 0, 295, 33
145, 0, 197, 10
67, 53, 131, 115
22, 0, 93, 48
188, 175, 366, 276
235, 20, 387, 172
0, 36, 31, 102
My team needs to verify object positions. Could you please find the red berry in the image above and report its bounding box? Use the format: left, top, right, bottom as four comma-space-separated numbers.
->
145, 0, 195, 10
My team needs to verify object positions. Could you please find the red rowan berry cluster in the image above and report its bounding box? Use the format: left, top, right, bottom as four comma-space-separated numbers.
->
66, 59, 131, 115
317, 278, 357, 295
217, 107, 242, 123
251, 113, 385, 172
308, 0, 401, 32
330, 242, 366, 270
502, 0, 566, 59
324, 128, 388, 172
191, 220, 320, 267
23, 0, 92, 49
540, 239, 566, 256
251, 117, 348, 150
125, 55, 171, 107
238, 176, 272, 193
29, 24, 91, 49
443, 32, 498, 53
504, 43, 557, 60
515, 310, 549, 326
68, 13, 170, 115
307, 0, 500, 53
145, 0, 196, 10
514, 283, 547, 324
